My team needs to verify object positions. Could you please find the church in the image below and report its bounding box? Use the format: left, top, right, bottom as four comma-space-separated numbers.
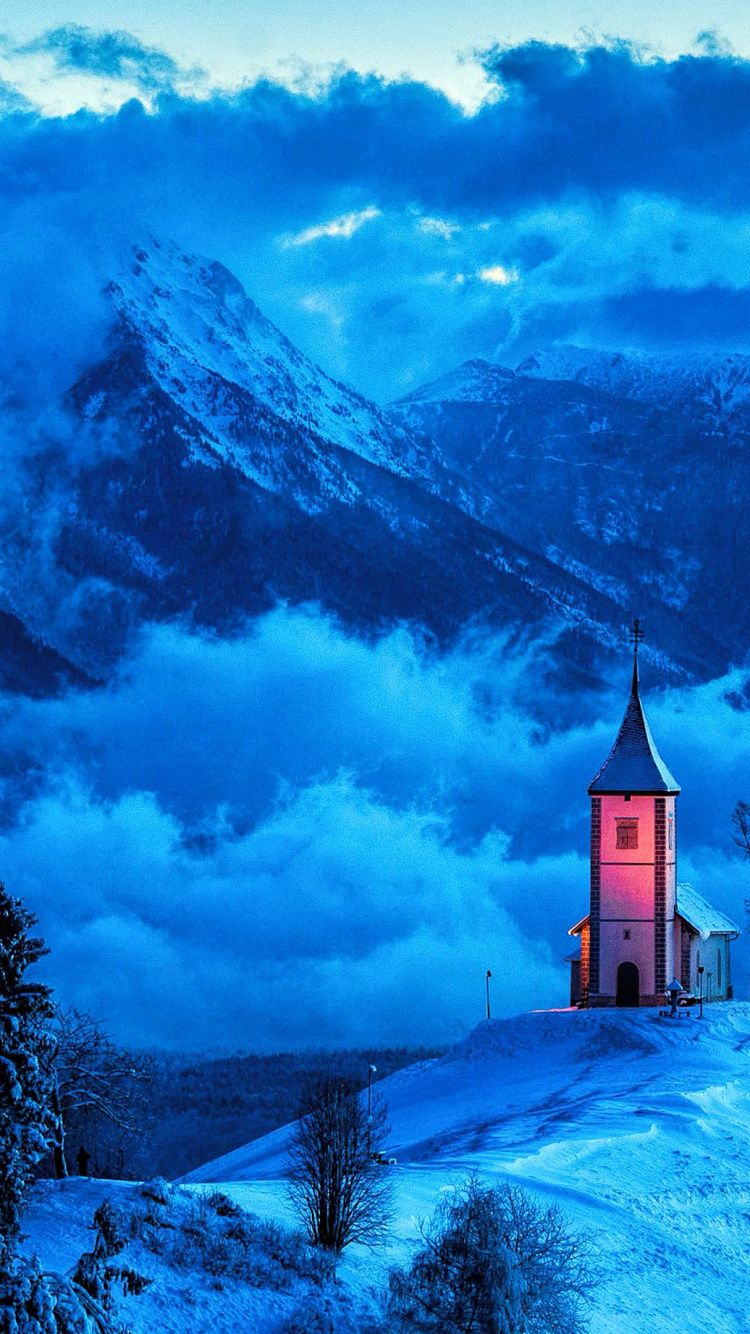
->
568, 627, 738, 1008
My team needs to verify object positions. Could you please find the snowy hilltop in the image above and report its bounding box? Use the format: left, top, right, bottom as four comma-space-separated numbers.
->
21, 1004, 750, 1333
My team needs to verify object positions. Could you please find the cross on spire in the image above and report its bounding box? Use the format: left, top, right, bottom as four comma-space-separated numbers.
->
630, 617, 644, 694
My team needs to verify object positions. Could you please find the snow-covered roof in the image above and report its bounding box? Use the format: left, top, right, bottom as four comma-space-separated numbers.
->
588, 661, 680, 795
676, 883, 739, 940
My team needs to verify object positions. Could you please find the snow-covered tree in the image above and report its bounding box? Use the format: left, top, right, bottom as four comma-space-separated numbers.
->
0, 1257, 60, 1334
0, 885, 58, 1258
0, 1252, 130, 1334
387, 1176, 596, 1334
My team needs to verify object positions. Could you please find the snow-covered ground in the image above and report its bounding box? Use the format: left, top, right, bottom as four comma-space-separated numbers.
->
22, 1005, 750, 1332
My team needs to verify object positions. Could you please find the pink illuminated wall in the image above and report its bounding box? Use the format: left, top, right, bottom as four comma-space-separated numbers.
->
594, 793, 676, 1003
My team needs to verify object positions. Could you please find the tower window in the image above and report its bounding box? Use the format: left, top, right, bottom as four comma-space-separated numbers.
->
623, 929, 631, 940
668, 816, 674, 850
616, 819, 639, 850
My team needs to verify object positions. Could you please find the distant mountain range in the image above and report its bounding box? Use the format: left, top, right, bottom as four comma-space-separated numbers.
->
1, 237, 746, 697
393, 345, 750, 679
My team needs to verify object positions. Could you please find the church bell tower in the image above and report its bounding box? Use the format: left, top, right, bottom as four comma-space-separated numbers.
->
582, 622, 680, 1007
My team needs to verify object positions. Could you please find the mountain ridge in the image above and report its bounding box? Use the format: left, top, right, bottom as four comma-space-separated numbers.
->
0, 239, 741, 697
391, 343, 750, 673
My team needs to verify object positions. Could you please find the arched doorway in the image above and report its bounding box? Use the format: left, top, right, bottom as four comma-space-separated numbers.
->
616, 961, 640, 1007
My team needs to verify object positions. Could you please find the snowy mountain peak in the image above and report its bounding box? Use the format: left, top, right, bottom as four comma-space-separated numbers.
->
394, 358, 516, 406
516, 343, 750, 415
104, 237, 422, 479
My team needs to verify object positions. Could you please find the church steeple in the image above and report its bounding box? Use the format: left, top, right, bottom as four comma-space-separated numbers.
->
569, 621, 737, 1009
631, 614, 642, 697
588, 620, 680, 796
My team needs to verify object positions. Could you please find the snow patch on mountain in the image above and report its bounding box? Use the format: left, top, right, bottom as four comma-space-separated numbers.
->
516, 344, 750, 419
395, 358, 516, 406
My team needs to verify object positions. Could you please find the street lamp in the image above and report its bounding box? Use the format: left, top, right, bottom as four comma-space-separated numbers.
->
367, 1064, 377, 1117
707, 972, 713, 1005
486, 970, 492, 1020
367, 1064, 377, 1157
698, 965, 704, 1019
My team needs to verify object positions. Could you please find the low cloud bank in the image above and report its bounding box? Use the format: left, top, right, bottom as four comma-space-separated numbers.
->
0, 607, 746, 1049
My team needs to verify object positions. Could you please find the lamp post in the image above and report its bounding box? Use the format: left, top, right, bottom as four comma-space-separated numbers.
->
707, 972, 712, 1005
367, 1064, 377, 1157
698, 965, 704, 1019
486, 970, 492, 1020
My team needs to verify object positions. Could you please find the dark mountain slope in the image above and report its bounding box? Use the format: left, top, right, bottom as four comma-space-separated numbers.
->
392, 351, 750, 667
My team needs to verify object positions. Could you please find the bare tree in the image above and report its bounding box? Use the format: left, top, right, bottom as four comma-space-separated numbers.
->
733, 800, 750, 858
387, 1176, 597, 1334
49, 1007, 151, 1179
287, 1074, 393, 1253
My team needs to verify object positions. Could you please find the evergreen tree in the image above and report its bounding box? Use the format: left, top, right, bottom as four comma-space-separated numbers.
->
0, 885, 58, 1258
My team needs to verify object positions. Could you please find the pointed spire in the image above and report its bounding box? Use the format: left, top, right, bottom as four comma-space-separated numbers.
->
588, 621, 680, 795
631, 616, 644, 697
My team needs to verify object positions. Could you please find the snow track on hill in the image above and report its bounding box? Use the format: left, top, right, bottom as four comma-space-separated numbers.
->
184, 1005, 750, 1334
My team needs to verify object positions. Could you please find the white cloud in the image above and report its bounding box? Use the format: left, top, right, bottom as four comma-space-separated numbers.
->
478, 263, 520, 285
281, 206, 381, 248
418, 216, 460, 239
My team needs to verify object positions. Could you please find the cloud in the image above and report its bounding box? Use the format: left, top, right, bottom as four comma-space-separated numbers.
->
6, 774, 568, 1049
0, 37, 744, 1050
0, 39, 750, 396
478, 264, 519, 285
282, 206, 381, 248
0, 208, 111, 405
418, 216, 460, 239
18, 25, 199, 95
600, 283, 750, 346
0, 607, 746, 1050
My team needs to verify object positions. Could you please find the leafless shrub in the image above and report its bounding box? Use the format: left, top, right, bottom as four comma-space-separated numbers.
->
129, 1179, 331, 1288
732, 799, 750, 858
287, 1074, 393, 1253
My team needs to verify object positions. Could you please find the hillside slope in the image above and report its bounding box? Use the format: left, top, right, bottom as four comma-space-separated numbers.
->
184, 1005, 750, 1334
